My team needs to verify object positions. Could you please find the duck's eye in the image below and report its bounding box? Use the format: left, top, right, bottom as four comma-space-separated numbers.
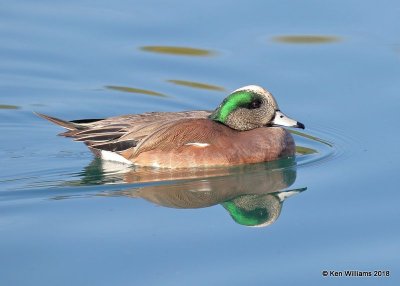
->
249, 99, 262, 109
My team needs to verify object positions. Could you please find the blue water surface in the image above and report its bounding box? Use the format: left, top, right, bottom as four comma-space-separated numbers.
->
1, 0, 399, 285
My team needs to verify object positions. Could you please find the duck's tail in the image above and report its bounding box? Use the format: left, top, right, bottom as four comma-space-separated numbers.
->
35, 112, 82, 130
34, 112, 103, 136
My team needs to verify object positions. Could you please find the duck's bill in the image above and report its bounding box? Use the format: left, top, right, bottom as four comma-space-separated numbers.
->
271, 111, 305, 129
276, 187, 307, 202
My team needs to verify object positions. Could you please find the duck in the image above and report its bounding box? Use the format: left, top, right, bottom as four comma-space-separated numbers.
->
36, 85, 305, 168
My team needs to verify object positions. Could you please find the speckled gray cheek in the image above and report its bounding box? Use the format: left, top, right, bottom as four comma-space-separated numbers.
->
225, 109, 260, 131
226, 113, 258, 130
263, 103, 276, 122
224, 99, 275, 131
247, 102, 275, 126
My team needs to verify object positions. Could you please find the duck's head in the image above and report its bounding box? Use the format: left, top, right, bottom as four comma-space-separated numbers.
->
210, 85, 305, 131
222, 188, 306, 227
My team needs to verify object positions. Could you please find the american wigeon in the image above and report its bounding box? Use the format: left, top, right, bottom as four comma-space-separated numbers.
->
36, 85, 305, 168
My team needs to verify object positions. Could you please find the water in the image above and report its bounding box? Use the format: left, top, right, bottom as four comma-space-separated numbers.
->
1, 0, 399, 285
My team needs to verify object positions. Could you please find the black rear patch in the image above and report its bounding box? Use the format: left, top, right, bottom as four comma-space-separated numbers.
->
90, 139, 137, 152
70, 118, 103, 124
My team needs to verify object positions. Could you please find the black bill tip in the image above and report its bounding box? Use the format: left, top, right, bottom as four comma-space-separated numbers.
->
296, 122, 305, 129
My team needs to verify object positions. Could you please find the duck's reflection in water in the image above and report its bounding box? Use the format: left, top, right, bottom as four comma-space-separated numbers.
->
92, 157, 306, 228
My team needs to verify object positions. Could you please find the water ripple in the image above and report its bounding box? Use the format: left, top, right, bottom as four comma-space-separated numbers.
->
140, 46, 215, 57
272, 35, 341, 44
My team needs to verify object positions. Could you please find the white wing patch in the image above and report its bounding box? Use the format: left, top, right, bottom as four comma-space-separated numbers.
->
101, 150, 133, 164
151, 162, 161, 168
185, 142, 210, 147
